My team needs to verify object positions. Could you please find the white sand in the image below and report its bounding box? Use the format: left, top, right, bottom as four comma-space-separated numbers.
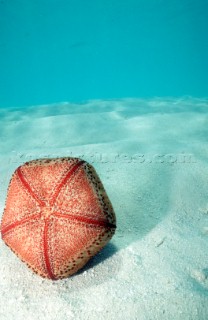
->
0, 98, 208, 319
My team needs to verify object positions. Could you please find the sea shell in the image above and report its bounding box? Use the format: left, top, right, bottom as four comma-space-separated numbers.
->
1, 157, 116, 280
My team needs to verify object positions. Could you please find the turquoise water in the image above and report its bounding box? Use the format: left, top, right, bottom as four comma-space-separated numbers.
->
1, 2, 208, 318
0, 0, 208, 108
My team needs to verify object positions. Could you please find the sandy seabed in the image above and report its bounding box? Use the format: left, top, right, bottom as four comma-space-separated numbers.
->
0, 97, 208, 320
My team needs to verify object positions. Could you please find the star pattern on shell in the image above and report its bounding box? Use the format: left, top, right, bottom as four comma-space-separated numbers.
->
1, 157, 116, 280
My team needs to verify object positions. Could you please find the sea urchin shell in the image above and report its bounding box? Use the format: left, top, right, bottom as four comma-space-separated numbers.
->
1, 157, 116, 280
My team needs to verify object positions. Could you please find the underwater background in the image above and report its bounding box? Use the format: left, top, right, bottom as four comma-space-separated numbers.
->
0, 0, 208, 108
0, 1, 208, 320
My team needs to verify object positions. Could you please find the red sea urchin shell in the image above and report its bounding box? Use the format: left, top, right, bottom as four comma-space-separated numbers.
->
0, 157, 116, 280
